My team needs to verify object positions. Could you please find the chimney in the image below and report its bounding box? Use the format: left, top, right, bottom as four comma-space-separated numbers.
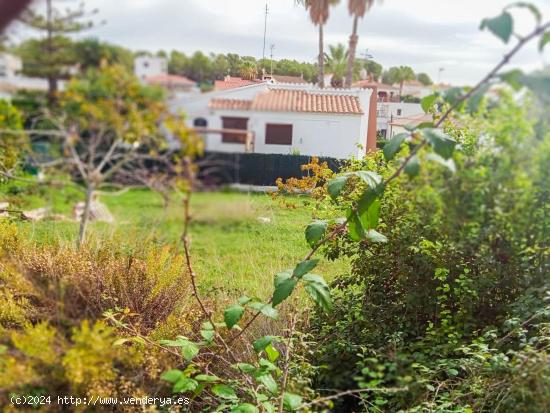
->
366, 86, 378, 153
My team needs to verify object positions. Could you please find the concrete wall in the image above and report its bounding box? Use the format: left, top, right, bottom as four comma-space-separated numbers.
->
377, 102, 422, 137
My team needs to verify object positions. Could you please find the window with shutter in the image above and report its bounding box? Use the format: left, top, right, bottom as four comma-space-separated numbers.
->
222, 117, 248, 143
265, 124, 293, 145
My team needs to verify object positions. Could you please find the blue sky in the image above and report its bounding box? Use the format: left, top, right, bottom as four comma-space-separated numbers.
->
9, 0, 550, 85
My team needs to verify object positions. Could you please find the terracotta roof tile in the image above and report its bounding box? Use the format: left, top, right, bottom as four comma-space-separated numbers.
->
209, 89, 363, 115
214, 77, 263, 90
209, 98, 253, 111
145, 74, 196, 86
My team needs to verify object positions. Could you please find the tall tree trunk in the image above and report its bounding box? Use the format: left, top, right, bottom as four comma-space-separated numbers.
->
47, 76, 58, 105
46, 0, 56, 106
78, 184, 94, 247
345, 15, 359, 88
318, 24, 325, 88
399, 80, 404, 100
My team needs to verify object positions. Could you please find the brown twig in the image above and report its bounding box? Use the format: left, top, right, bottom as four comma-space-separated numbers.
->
298, 386, 407, 410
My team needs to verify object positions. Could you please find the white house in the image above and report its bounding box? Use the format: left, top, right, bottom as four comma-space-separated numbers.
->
171, 82, 377, 159
134, 55, 168, 81
354, 80, 423, 139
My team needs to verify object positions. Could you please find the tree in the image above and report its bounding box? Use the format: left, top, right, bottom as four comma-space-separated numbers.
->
211, 54, 230, 79
324, 44, 348, 87
187, 51, 212, 83
364, 59, 382, 81
384, 65, 415, 97
18, 0, 99, 104
297, 0, 340, 88
55, 64, 201, 245
168, 50, 188, 75
239, 61, 258, 80
417, 72, 433, 86
73, 38, 134, 71
345, 0, 375, 88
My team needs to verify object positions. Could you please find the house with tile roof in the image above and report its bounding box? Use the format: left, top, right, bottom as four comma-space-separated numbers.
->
171, 82, 377, 159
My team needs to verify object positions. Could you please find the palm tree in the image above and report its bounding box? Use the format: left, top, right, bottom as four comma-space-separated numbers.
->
385, 66, 416, 98
324, 44, 348, 87
296, 0, 340, 88
345, 0, 376, 88
239, 61, 258, 80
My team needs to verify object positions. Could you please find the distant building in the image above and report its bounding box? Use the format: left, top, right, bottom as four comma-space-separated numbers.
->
134, 55, 168, 81
0, 53, 22, 78
145, 74, 198, 96
171, 82, 378, 159
388, 113, 434, 137
354, 80, 423, 139
0, 52, 53, 98
214, 76, 264, 91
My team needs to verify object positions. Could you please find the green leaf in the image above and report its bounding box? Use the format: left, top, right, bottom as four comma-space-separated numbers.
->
272, 276, 297, 307
303, 274, 331, 312
426, 153, 456, 173
305, 220, 328, 247
354, 170, 382, 188
231, 404, 259, 413
212, 384, 237, 399
480, 11, 513, 44
265, 343, 280, 362
423, 129, 457, 159
262, 401, 276, 413
327, 174, 349, 198
247, 301, 279, 319
443, 87, 464, 106
181, 341, 200, 361
238, 295, 252, 305
253, 335, 274, 353
358, 197, 380, 230
200, 329, 215, 342
500, 69, 524, 91
404, 155, 421, 177
161, 369, 183, 384
173, 377, 198, 393
224, 304, 245, 329
293, 259, 319, 278
540, 32, 550, 52
421, 94, 437, 113
383, 133, 408, 161
347, 210, 365, 241
195, 374, 220, 382
234, 363, 257, 373
506, 2, 541, 24
283, 393, 303, 411
366, 229, 388, 243
257, 373, 278, 394
467, 83, 490, 113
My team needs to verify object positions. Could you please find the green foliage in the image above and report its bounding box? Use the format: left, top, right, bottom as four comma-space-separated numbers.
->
480, 11, 514, 43
0, 100, 25, 173
416, 72, 433, 86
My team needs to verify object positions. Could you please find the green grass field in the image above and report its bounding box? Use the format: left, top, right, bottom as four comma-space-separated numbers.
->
4, 185, 349, 301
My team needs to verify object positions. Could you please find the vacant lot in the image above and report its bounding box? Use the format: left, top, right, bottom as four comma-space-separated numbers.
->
6, 186, 348, 301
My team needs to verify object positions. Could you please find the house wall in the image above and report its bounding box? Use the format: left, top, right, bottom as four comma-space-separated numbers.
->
207, 109, 365, 159
377, 102, 422, 138
134, 56, 168, 81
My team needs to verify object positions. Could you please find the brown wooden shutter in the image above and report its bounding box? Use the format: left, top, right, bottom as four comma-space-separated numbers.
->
222, 117, 248, 143
265, 124, 292, 145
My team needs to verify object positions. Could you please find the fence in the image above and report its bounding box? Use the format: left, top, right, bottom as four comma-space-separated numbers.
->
198, 152, 342, 187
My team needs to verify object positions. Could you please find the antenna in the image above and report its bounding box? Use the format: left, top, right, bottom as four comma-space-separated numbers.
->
270, 44, 275, 75
262, 2, 269, 60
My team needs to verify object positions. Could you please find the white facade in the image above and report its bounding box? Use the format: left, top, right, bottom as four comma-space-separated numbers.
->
377, 102, 422, 139
0, 53, 22, 78
134, 55, 168, 81
172, 83, 373, 159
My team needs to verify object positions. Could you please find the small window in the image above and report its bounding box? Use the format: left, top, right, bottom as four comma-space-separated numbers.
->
396, 109, 402, 116
265, 124, 292, 145
222, 117, 248, 143
193, 118, 208, 127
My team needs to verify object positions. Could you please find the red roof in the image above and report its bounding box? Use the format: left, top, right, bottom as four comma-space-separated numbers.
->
209, 89, 363, 115
389, 113, 433, 127
353, 80, 398, 90
214, 76, 263, 90
145, 74, 196, 87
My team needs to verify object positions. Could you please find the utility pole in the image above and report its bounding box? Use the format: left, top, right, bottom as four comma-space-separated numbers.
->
438, 67, 445, 84
270, 44, 275, 75
262, 2, 269, 60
